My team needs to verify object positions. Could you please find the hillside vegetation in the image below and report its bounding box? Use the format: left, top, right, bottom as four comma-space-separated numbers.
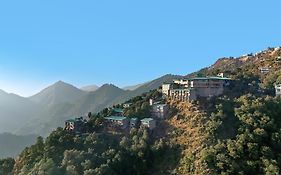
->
1, 47, 281, 175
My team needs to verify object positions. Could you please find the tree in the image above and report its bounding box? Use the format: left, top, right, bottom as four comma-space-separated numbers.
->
0, 158, 15, 175
29, 158, 59, 175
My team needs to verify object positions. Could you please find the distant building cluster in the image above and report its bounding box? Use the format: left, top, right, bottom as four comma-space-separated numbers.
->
103, 107, 159, 131
162, 76, 231, 101
98, 97, 170, 131
64, 76, 233, 134
63, 71, 281, 137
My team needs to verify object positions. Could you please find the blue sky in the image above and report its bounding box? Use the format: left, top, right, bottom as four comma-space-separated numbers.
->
0, 0, 280, 96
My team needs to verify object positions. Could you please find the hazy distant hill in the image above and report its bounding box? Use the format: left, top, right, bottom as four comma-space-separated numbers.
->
30, 81, 87, 106
123, 83, 147, 91
0, 133, 37, 158
81, 85, 99, 92
0, 74, 179, 136
0, 90, 41, 133
75, 84, 127, 114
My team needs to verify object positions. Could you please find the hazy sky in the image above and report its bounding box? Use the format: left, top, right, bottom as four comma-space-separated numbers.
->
0, 0, 281, 97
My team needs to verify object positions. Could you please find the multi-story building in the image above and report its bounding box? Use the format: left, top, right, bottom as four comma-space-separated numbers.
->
151, 104, 169, 119
104, 116, 129, 129
162, 76, 231, 101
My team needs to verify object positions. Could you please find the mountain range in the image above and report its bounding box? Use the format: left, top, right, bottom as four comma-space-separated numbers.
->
1, 46, 280, 160
0, 74, 181, 136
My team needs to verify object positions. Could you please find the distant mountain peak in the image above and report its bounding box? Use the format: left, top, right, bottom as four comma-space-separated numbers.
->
53, 80, 74, 87
100, 83, 121, 89
54, 80, 65, 84
29, 81, 86, 106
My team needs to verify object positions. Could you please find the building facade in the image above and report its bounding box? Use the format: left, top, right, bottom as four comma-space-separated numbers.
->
151, 104, 169, 119
162, 76, 231, 101
65, 117, 87, 134
104, 116, 129, 129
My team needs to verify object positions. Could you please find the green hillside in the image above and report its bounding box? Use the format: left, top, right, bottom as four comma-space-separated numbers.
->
1, 47, 281, 175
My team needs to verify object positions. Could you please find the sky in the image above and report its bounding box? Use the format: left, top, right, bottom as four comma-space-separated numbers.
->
0, 0, 281, 97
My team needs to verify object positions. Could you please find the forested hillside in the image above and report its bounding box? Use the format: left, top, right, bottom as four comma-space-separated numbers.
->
1, 47, 281, 175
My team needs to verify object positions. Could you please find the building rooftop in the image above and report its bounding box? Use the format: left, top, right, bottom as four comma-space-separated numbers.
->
113, 108, 124, 113
66, 119, 76, 122
186, 76, 231, 81
104, 116, 127, 121
171, 88, 191, 91
154, 104, 167, 107
141, 118, 154, 122
66, 117, 84, 123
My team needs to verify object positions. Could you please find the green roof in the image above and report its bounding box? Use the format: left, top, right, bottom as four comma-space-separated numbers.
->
186, 76, 231, 81
66, 119, 76, 122
130, 118, 138, 121
104, 116, 127, 121
113, 108, 124, 113
171, 88, 191, 91
141, 118, 154, 122
66, 117, 84, 122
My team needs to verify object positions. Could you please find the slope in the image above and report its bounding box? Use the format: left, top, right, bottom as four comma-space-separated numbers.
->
0, 90, 41, 133
29, 81, 87, 106
80, 85, 99, 92
0, 133, 37, 158
74, 84, 128, 113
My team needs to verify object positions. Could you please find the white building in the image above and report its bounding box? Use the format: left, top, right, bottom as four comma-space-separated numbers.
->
275, 84, 281, 97
141, 118, 156, 130
260, 67, 270, 74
